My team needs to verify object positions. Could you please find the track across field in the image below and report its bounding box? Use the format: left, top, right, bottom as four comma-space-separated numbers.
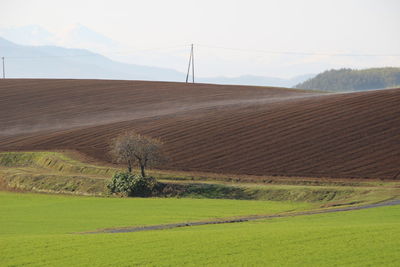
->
83, 199, 400, 234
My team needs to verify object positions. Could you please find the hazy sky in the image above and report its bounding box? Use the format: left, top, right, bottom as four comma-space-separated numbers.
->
1, 0, 399, 78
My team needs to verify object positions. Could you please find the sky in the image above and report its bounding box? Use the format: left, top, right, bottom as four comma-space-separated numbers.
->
1, 0, 399, 78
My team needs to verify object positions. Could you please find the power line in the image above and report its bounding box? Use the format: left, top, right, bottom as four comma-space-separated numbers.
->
1, 44, 190, 59
1, 42, 398, 80
197, 44, 400, 57
104, 44, 190, 55
2, 43, 398, 59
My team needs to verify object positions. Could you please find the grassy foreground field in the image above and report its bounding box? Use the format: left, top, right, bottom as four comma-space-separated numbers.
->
1, 191, 399, 266
1, 151, 400, 266
0, 191, 311, 235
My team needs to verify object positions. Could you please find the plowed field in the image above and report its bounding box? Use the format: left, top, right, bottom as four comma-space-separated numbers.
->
0, 79, 399, 179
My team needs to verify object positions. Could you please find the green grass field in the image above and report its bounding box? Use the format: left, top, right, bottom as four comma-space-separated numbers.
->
1, 191, 399, 266
0, 191, 311, 235
1, 151, 400, 266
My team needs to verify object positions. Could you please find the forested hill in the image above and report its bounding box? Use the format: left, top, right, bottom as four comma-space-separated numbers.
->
295, 67, 400, 92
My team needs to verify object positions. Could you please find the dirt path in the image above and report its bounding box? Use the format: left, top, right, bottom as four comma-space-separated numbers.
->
82, 199, 400, 234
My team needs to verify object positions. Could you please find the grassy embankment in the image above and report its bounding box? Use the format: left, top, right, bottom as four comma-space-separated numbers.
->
0, 191, 399, 266
0, 151, 399, 205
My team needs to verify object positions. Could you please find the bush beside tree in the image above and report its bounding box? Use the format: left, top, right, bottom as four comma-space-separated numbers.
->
107, 172, 158, 197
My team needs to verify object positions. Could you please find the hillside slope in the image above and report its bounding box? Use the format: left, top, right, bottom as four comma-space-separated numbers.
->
295, 67, 400, 92
0, 79, 399, 179
0, 37, 184, 81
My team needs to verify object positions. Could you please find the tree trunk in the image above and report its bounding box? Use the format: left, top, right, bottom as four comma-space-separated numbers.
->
140, 164, 146, 177
127, 160, 132, 173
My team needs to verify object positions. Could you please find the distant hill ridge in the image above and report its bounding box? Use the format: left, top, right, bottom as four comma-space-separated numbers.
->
295, 67, 400, 92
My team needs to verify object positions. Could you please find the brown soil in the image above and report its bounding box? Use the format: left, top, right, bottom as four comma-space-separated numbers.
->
0, 79, 399, 179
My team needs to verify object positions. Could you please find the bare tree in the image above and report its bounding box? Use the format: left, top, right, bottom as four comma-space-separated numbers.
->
110, 131, 165, 177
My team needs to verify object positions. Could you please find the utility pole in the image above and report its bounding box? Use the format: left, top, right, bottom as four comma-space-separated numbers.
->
185, 45, 192, 83
185, 44, 194, 83
191, 44, 194, 83
2, 57, 5, 79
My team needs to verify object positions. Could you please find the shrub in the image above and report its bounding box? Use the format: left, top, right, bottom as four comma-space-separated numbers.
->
107, 172, 158, 197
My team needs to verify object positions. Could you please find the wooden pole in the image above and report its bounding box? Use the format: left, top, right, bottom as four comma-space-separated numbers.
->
185, 46, 192, 83
191, 44, 194, 83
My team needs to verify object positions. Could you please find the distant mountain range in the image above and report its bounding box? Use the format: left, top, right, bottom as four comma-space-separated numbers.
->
0, 34, 313, 87
0, 24, 119, 51
199, 74, 314, 88
0, 36, 184, 81
295, 68, 400, 92
5, 31, 398, 91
